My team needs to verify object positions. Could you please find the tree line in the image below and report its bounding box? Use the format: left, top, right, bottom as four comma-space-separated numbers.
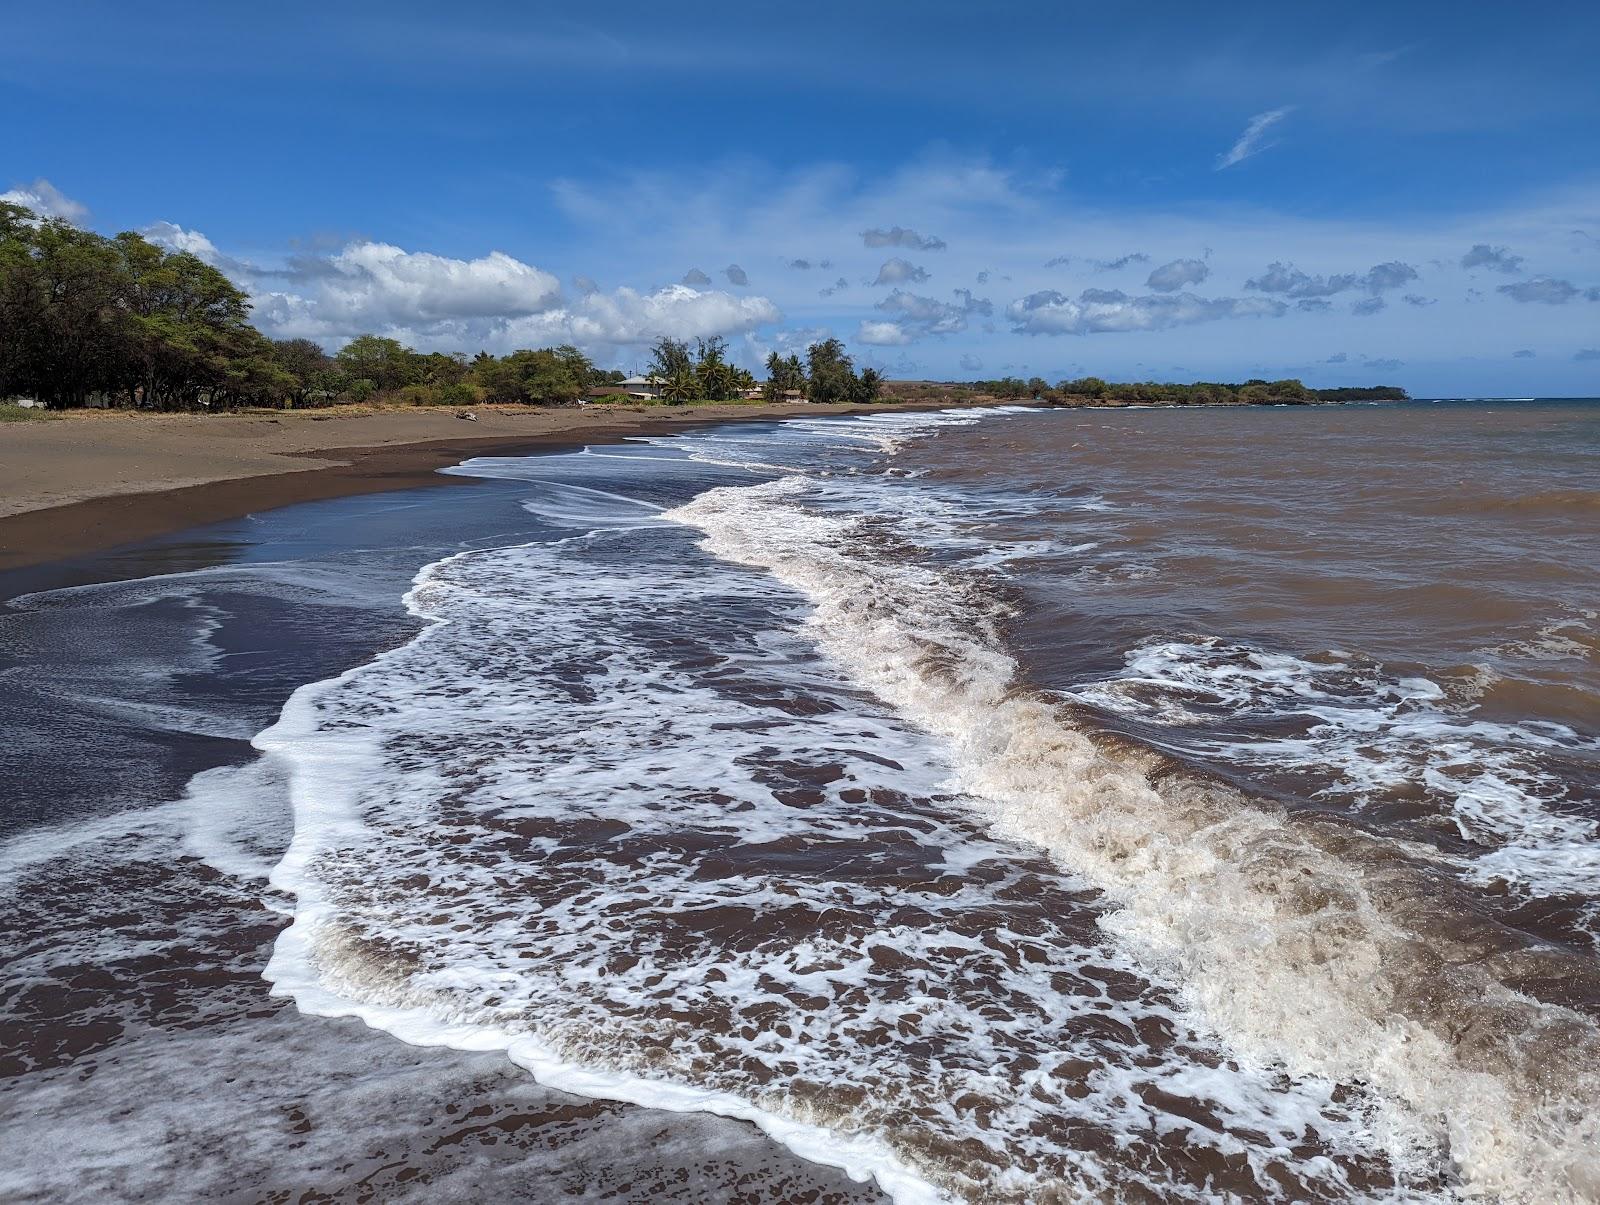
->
0, 202, 886, 411
960, 375, 1407, 405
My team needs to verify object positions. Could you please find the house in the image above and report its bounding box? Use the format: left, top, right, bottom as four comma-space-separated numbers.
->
617, 375, 665, 400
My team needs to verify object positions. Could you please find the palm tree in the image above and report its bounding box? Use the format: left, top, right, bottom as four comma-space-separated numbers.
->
662, 367, 696, 403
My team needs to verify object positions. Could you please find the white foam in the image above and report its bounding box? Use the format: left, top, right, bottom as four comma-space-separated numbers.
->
256, 414, 1422, 1201
1071, 636, 1600, 901
666, 473, 1600, 1202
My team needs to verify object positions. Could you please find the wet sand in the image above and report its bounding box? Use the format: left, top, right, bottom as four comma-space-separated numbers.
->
0, 400, 981, 571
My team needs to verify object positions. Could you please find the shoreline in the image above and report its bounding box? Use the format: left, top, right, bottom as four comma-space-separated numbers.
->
0, 400, 1007, 574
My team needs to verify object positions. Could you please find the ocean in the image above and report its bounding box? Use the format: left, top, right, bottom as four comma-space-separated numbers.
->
3, 399, 1597, 1202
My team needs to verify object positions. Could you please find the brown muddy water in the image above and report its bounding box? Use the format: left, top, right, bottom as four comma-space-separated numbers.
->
2, 400, 1596, 1202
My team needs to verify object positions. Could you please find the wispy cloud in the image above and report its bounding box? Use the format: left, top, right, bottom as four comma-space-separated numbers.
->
1216, 107, 1293, 170
1, 177, 89, 222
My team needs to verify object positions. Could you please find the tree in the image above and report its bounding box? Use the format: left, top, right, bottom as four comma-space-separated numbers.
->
695, 336, 737, 401
649, 336, 693, 383
335, 335, 416, 392
850, 366, 882, 404
1059, 376, 1108, 399
805, 337, 858, 405
661, 367, 697, 403
272, 339, 335, 406
472, 347, 587, 404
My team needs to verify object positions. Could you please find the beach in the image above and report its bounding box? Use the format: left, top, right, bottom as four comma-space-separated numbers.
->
0, 401, 967, 572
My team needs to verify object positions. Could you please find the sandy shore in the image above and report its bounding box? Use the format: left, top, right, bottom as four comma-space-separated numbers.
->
0, 400, 984, 571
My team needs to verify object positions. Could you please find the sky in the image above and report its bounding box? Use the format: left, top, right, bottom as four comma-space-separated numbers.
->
4, 0, 1600, 395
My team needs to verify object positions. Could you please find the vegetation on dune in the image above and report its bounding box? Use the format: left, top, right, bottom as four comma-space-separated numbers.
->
958, 374, 1407, 405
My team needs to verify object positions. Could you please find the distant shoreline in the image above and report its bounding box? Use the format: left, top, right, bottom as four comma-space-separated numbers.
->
0, 399, 1015, 574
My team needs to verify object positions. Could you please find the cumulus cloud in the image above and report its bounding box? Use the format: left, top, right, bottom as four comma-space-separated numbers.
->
1296, 298, 1334, 313
1325, 352, 1349, 364
1351, 297, 1386, 316
819, 276, 850, 297
1216, 107, 1293, 169
1364, 357, 1404, 371
1042, 252, 1147, 272
862, 226, 947, 251
142, 221, 228, 266
0, 177, 88, 222
1008, 288, 1286, 335
856, 320, 915, 346
249, 237, 779, 353
1146, 258, 1210, 292
1403, 294, 1436, 306
1461, 244, 1524, 273
871, 257, 930, 286
873, 288, 990, 339
681, 268, 712, 286
723, 264, 748, 286
495, 284, 781, 349
1248, 262, 1357, 298
1247, 260, 1418, 299
1575, 348, 1600, 361
295, 242, 563, 328
959, 353, 983, 371
1497, 277, 1581, 304
1363, 261, 1420, 292
976, 270, 990, 284
1512, 349, 1536, 358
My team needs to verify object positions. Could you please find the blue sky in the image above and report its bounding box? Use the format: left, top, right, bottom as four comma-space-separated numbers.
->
5, 0, 1600, 394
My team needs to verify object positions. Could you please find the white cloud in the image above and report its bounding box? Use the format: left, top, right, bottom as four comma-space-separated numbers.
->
247, 237, 779, 356
1216, 107, 1293, 169
1461, 244, 1524, 273
1007, 288, 1286, 335
1246, 260, 1418, 298
1146, 258, 1210, 292
862, 225, 946, 251
310, 241, 563, 324
856, 320, 914, 345
871, 257, 930, 286
874, 288, 990, 338
1496, 277, 1581, 304
0, 178, 89, 222
143, 221, 225, 264
497, 284, 781, 349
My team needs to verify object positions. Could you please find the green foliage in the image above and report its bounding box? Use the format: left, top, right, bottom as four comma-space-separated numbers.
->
335, 335, 417, 392
0, 204, 271, 409
471, 346, 591, 404
694, 336, 739, 401
851, 366, 883, 403
1042, 376, 1406, 405
805, 338, 858, 404
648, 336, 693, 382
763, 351, 806, 400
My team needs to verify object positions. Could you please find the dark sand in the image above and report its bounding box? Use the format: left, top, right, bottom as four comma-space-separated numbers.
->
0, 400, 987, 571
